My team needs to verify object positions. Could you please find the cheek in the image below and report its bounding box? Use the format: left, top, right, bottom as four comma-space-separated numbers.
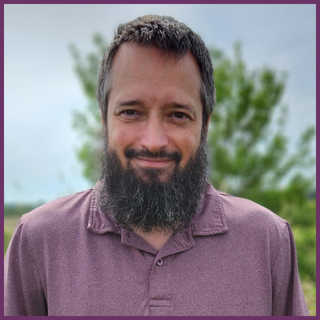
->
107, 122, 139, 153
174, 130, 202, 166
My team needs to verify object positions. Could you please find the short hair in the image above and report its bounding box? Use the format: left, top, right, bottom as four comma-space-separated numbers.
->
97, 14, 215, 128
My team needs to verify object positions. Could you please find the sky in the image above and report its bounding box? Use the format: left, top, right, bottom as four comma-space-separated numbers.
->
4, 4, 316, 204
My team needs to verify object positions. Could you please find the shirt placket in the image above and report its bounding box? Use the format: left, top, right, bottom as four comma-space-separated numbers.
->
120, 226, 196, 316
147, 254, 172, 316
146, 226, 196, 316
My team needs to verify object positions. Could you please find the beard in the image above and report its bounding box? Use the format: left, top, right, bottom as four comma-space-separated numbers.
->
98, 133, 208, 234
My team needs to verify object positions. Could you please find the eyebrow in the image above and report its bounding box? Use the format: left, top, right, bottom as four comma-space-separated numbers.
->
167, 102, 196, 116
116, 100, 142, 108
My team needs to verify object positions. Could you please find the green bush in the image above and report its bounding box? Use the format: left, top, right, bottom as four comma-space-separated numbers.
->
277, 201, 316, 282
279, 200, 316, 228
291, 226, 316, 282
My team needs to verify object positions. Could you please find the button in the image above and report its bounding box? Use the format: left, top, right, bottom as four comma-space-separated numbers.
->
156, 258, 164, 266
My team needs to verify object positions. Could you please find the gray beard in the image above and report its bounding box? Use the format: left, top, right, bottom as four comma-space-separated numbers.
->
98, 134, 208, 234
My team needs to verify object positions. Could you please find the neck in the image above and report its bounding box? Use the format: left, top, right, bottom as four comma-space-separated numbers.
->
133, 228, 173, 251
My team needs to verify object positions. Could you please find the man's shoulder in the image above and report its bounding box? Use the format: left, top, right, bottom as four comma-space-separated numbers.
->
18, 188, 94, 236
208, 189, 293, 262
215, 189, 288, 235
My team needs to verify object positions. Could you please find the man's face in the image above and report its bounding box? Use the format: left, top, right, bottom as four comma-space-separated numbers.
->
106, 43, 204, 182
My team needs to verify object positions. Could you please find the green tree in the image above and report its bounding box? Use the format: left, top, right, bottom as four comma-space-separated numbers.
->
69, 34, 107, 183
207, 44, 315, 211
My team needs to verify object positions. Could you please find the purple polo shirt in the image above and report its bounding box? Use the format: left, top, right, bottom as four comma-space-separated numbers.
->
4, 182, 308, 316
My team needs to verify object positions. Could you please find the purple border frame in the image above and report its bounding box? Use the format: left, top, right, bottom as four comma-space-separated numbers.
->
1, 2, 318, 319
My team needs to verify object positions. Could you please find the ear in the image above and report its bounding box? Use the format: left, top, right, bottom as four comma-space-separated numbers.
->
101, 110, 106, 126
100, 110, 108, 136
205, 115, 211, 131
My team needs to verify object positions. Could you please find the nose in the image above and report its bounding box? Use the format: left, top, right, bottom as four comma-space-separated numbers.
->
140, 117, 169, 153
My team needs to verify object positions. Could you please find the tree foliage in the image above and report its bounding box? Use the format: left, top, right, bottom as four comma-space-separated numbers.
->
208, 43, 315, 205
69, 34, 107, 183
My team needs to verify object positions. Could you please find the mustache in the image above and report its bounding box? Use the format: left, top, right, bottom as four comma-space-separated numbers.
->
125, 148, 181, 164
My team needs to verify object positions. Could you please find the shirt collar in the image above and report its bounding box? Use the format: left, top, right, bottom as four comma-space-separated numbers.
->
190, 182, 228, 236
87, 181, 228, 237
87, 181, 121, 235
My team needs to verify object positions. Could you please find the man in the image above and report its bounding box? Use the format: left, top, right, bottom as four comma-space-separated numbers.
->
4, 15, 308, 316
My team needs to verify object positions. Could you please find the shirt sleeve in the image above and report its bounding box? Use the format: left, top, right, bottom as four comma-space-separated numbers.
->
4, 218, 47, 316
271, 222, 309, 316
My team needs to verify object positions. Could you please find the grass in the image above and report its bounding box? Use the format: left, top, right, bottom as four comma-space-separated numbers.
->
4, 216, 20, 233
4, 217, 20, 254
302, 279, 316, 316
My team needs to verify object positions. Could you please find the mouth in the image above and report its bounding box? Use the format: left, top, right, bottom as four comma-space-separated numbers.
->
134, 157, 174, 169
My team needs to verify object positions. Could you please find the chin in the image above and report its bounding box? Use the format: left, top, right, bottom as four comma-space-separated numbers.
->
133, 166, 176, 185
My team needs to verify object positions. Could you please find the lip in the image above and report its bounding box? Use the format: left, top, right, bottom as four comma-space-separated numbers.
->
134, 157, 174, 168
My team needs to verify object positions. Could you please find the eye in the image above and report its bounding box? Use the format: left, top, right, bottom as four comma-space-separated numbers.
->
122, 110, 137, 116
173, 112, 188, 119
119, 109, 141, 119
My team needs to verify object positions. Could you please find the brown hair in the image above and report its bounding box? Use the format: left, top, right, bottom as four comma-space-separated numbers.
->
97, 14, 215, 128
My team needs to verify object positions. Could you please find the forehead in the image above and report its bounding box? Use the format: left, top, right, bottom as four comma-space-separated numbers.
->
112, 43, 200, 79
109, 43, 202, 108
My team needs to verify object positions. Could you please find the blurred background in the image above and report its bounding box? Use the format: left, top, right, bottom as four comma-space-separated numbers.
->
4, 4, 316, 315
